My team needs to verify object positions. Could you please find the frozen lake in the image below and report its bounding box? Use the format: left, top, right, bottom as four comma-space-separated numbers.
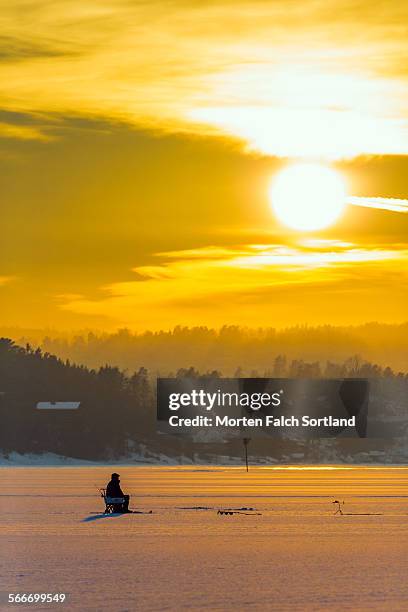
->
1, 466, 408, 611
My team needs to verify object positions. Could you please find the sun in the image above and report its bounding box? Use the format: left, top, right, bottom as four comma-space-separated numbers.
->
269, 163, 346, 231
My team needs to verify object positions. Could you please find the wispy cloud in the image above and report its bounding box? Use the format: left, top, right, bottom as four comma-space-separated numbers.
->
155, 246, 246, 260
348, 195, 408, 213
55, 293, 85, 301
0, 35, 77, 62
0, 122, 52, 141
59, 241, 408, 328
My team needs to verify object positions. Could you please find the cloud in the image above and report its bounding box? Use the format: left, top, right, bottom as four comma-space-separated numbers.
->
59, 241, 408, 329
0, 276, 15, 287
55, 293, 84, 301
348, 195, 408, 213
155, 246, 246, 260
0, 1, 407, 157
0, 122, 52, 141
0, 35, 77, 62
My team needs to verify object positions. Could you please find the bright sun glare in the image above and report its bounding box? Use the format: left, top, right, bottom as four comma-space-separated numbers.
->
269, 163, 347, 231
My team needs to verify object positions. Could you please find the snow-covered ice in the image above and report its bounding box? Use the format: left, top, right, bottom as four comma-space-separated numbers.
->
1, 466, 408, 611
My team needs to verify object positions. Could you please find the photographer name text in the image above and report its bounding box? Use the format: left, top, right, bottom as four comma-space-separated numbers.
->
168, 415, 356, 428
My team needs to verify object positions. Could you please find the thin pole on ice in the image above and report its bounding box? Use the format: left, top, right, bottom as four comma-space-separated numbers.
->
243, 437, 250, 472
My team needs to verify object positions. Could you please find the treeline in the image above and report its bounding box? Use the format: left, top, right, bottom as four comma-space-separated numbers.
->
4, 322, 408, 374
0, 338, 406, 460
0, 339, 153, 459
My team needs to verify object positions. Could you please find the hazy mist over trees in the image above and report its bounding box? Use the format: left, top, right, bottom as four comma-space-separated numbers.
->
1, 323, 408, 375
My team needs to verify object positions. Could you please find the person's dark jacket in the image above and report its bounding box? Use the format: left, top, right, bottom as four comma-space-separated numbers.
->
106, 478, 124, 498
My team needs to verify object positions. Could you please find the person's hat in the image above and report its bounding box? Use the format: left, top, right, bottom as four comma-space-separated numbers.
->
111, 472, 120, 478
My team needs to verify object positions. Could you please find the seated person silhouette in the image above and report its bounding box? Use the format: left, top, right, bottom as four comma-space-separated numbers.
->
106, 473, 131, 513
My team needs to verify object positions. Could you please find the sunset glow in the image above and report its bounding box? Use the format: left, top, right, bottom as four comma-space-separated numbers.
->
0, 1, 408, 331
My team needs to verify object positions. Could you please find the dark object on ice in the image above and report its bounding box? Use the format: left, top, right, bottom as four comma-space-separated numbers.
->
217, 509, 261, 516
225, 507, 255, 511
332, 499, 344, 515
332, 499, 382, 516
243, 437, 250, 472
177, 506, 214, 510
106, 473, 123, 497
102, 473, 131, 513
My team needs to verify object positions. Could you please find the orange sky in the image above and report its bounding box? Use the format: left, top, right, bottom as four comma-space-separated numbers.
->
0, 1, 408, 331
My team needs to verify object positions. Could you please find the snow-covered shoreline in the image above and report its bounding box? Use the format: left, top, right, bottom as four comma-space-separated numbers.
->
1, 451, 407, 467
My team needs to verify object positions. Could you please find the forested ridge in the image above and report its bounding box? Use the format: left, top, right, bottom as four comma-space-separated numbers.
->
2, 323, 408, 373
0, 338, 407, 461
